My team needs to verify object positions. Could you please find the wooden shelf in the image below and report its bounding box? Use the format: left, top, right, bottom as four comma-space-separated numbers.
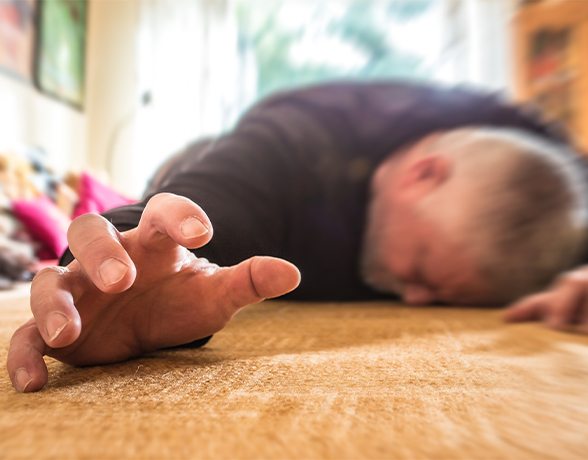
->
512, 0, 588, 152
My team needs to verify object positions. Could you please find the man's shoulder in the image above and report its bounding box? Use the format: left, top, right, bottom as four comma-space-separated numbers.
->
246, 80, 451, 112
237, 80, 525, 138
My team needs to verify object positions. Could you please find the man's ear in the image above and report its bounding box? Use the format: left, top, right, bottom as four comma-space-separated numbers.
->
398, 156, 451, 199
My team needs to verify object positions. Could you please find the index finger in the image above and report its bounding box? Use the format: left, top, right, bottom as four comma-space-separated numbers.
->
68, 213, 137, 293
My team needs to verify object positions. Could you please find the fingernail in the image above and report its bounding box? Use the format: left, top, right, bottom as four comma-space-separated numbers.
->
46, 311, 70, 342
181, 217, 208, 238
15, 368, 33, 392
99, 258, 128, 286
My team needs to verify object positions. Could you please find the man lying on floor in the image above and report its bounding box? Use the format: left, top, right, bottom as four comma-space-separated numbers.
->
7, 81, 588, 393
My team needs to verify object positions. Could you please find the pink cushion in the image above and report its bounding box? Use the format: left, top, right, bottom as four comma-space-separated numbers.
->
12, 196, 71, 259
72, 172, 134, 218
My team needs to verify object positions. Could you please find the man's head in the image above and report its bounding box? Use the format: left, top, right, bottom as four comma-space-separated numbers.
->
360, 127, 588, 306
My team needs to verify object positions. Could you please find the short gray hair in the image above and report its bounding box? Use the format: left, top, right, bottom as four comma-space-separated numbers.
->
445, 127, 588, 304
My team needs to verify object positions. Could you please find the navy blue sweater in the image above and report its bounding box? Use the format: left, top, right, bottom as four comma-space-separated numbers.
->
61, 81, 568, 300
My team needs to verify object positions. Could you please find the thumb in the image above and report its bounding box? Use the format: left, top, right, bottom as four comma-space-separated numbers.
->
225, 256, 301, 309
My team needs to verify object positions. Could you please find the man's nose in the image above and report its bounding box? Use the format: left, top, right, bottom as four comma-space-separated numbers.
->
403, 284, 435, 305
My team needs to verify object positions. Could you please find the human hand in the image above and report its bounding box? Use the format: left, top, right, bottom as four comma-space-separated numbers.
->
7, 193, 300, 392
503, 267, 588, 333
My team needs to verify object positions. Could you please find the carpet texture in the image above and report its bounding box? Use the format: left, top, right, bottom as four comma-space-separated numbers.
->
1, 285, 588, 459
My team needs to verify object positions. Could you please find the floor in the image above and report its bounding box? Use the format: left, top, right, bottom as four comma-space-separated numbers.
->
1, 286, 588, 459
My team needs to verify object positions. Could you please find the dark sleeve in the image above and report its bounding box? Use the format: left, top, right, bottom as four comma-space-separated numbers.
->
148, 130, 293, 266
343, 82, 570, 162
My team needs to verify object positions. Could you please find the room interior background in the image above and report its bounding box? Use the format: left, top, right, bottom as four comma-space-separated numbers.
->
0, 0, 584, 198
2, 4, 588, 458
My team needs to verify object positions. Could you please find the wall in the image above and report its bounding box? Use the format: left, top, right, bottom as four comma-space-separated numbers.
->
85, 0, 140, 193
0, 61, 85, 174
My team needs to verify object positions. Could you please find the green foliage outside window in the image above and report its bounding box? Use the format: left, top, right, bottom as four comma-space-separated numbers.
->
236, 0, 435, 98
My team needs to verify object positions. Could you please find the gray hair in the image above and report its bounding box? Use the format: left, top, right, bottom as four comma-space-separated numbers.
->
442, 127, 588, 304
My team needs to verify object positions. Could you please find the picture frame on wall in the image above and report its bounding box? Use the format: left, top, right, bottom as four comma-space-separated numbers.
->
0, 0, 37, 82
34, 0, 87, 109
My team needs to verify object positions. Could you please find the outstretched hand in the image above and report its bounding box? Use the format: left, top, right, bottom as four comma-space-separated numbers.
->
504, 267, 588, 333
7, 193, 300, 392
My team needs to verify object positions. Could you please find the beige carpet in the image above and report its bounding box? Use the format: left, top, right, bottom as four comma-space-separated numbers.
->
1, 285, 588, 460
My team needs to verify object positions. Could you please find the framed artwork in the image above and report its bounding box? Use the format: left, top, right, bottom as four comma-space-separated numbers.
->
34, 0, 87, 109
512, 1, 588, 152
0, 0, 36, 81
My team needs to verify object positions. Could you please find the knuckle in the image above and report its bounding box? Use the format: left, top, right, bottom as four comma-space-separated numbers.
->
30, 292, 60, 319
68, 212, 100, 235
32, 266, 67, 285
9, 321, 36, 347
84, 233, 118, 251
148, 192, 198, 212
146, 192, 176, 209
68, 214, 118, 243
68, 215, 99, 243
73, 232, 120, 260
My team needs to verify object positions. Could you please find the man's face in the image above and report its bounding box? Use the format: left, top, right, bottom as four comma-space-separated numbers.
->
360, 146, 490, 306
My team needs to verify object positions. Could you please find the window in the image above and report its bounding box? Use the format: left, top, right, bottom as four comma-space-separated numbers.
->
234, 0, 513, 103
235, 0, 441, 100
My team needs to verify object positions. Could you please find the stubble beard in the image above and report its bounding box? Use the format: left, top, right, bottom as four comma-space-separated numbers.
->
359, 216, 404, 297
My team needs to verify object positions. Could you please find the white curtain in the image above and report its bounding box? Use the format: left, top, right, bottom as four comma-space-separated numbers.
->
436, 0, 515, 91
121, 0, 242, 196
